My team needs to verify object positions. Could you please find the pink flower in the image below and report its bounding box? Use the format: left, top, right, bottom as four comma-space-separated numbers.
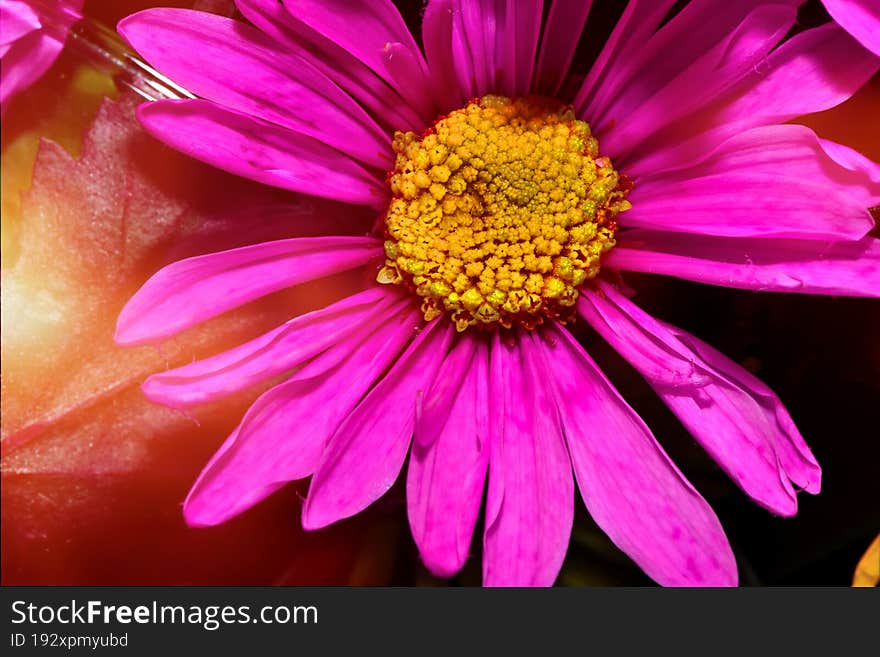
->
0, 0, 83, 110
822, 0, 880, 55
115, 1, 880, 586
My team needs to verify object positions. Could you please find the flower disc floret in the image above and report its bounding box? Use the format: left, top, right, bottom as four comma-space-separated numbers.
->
378, 95, 631, 331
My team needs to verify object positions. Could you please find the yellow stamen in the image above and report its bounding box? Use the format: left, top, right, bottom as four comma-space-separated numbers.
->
378, 95, 631, 331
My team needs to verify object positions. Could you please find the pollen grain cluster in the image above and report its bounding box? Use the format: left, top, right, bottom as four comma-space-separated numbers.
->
378, 95, 631, 331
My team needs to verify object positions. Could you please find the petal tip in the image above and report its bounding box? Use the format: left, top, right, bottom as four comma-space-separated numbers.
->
140, 375, 181, 408
300, 500, 334, 532
420, 553, 465, 580
182, 497, 222, 528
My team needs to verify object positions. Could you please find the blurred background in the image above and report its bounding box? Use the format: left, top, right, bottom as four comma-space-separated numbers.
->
2, 0, 878, 586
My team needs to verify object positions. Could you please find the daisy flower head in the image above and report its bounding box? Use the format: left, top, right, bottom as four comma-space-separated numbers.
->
0, 0, 83, 111
114, 0, 880, 586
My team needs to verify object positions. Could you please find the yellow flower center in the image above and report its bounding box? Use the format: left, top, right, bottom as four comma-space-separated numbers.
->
378, 95, 631, 331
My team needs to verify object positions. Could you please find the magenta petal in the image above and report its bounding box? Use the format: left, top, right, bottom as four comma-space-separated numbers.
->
118, 9, 391, 169
819, 137, 880, 205
1, 2, 41, 46
482, 331, 574, 587
639, 124, 880, 206
450, 0, 491, 97
625, 126, 878, 240
582, 0, 783, 122
0, 30, 58, 107
496, 0, 543, 97
0, 0, 83, 108
628, 23, 880, 175
622, 171, 873, 240
539, 323, 738, 587
407, 337, 489, 578
607, 230, 880, 297
302, 319, 455, 530
822, 0, 880, 56
598, 4, 797, 160
141, 288, 401, 406
115, 235, 382, 345
579, 282, 821, 516
533, 0, 593, 95
422, 0, 464, 111
183, 306, 421, 527
235, 0, 423, 132
136, 99, 384, 205
426, 0, 543, 98
574, 0, 678, 116
279, 0, 435, 121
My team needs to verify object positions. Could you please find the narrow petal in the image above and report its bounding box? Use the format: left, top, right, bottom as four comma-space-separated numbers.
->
819, 137, 880, 205
115, 235, 382, 345
118, 9, 391, 169
574, 0, 678, 116
450, 0, 492, 97
0, 0, 82, 106
622, 171, 873, 240
441, 0, 541, 98
184, 305, 421, 526
483, 331, 574, 587
579, 281, 821, 516
279, 0, 436, 122
1, 2, 41, 46
136, 100, 385, 204
539, 323, 738, 586
822, 0, 880, 56
607, 230, 880, 297
0, 30, 59, 106
302, 319, 455, 530
635, 124, 880, 205
533, 0, 593, 95
497, 0, 543, 97
598, 4, 798, 160
422, 0, 465, 111
141, 288, 402, 406
407, 337, 489, 578
235, 0, 423, 131
627, 24, 879, 175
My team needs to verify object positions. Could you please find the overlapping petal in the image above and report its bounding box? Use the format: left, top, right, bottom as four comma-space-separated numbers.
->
637, 124, 880, 204
621, 173, 871, 240
608, 231, 880, 296
621, 123, 877, 240
183, 305, 422, 527
596, 4, 799, 160
235, 0, 423, 131
579, 281, 821, 515
407, 337, 489, 578
538, 323, 738, 586
482, 332, 574, 587
115, 236, 382, 345
532, 0, 593, 95
303, 320, 454, 530
624, 23, 879, 175
822, 0, 880, 56
276, 0, 436, 123
136, 100, 385, 204
575, 0, 678, 116
0, 0, 83, 109
118, 9, 391, 169
141, 288, 404, 407
423, 0, 543, 100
